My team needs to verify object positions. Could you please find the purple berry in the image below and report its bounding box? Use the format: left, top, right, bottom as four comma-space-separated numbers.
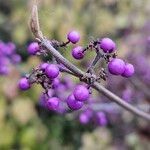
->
7, 42, 16, 52
47, 97, 59, 111
45, 64, 59, 79
72, 46, 84, 60
67, 30, 80, 44
18, 77, 30, 90
100, 38, 116, 53
40, 63, 49, 71
11, 54, 21, 64
79, 113, 89, 124
52, 78, 60, 88
108, 58, 125, 75
67, 94, 83, 110
122, 87, 133, 102
96, 112, 107, 126
0, 65, 9, 75
27, 42, 39, 55
73, 85, 89, 102
122, 63, 135, 78
79, 109, 93, 124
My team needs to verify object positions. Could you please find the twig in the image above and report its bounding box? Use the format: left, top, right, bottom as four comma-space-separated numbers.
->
29, 4, 150, 121
89, 103, 150, 112
87, 51, 103, 73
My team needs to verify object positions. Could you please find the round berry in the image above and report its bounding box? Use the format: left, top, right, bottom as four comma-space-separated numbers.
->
96, 112, 107, 126
67, 94, 83, 110
18, 77, 30, 90
45, 64, 59, 79
122, 63, 134, 78
79, 109, 92, 124
47, 97, 59, 111
72, 46, 84, 60
27, 42, 39, 55
0, 65, 9, 75
67, 30, 80, 44
79, 113, 89, 124
73, 85, 89, 101
40, 63, 49, 71
52, 78, 60, 88
100, 38, 116, 53
108, 58, 125, 75
11, 54, 21, 64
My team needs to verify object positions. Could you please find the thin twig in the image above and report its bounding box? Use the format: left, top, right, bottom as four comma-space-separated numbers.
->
87, 51, 103, 73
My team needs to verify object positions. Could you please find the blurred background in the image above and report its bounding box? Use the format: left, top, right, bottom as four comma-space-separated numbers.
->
0, 0, 150, 149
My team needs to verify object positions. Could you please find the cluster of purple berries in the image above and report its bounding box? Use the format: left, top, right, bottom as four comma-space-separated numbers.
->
0, 41, 21, 75
67, 85, 89, 110
39, 75, 108, 126
18, 63, 90, 111
61, 31, 135, 78
79, 109, 107, 126
18, 30, 135, 126
108, 58, 134, 78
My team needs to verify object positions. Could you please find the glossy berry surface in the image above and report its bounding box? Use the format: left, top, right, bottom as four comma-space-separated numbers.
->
40, 63, 49, 71
67, 94, 83, 110
73, 85, 89, 101
45, 64, 59, 79
100, 38, 116, 53
47, 97, 59, 111
122, 63, 135, 78
108, 58, 125, 75
18, 77, 30, 90
27, 42, 39, 55
67, 31, 80, 44
72, 46, 84, 60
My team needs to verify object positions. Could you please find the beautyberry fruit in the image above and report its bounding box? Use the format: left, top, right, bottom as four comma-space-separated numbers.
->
73, 85, 89, 101
67, 30, 80, 44
40, 63, 49, 71
96, 112, 107, 126
52, 78, 60, 88
108, 58, 125, 75
45, 64, 59, 79
67, 94, 83, 110
79, 110, 92, 124
79, 113, 89, 124
100, 38, 116, 53
122, 63, 134, 78
72, 46, 84, 60
18, 77, 30, 90
11, 54, 21, 64
27, 42, 39, 55
47, 97, 59, 111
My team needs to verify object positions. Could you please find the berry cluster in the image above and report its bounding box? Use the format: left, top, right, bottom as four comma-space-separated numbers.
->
18, 30, 135, 126
0, 41, 21, 75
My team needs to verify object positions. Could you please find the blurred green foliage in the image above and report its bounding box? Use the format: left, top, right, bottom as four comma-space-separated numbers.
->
0, 0, 150, 149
